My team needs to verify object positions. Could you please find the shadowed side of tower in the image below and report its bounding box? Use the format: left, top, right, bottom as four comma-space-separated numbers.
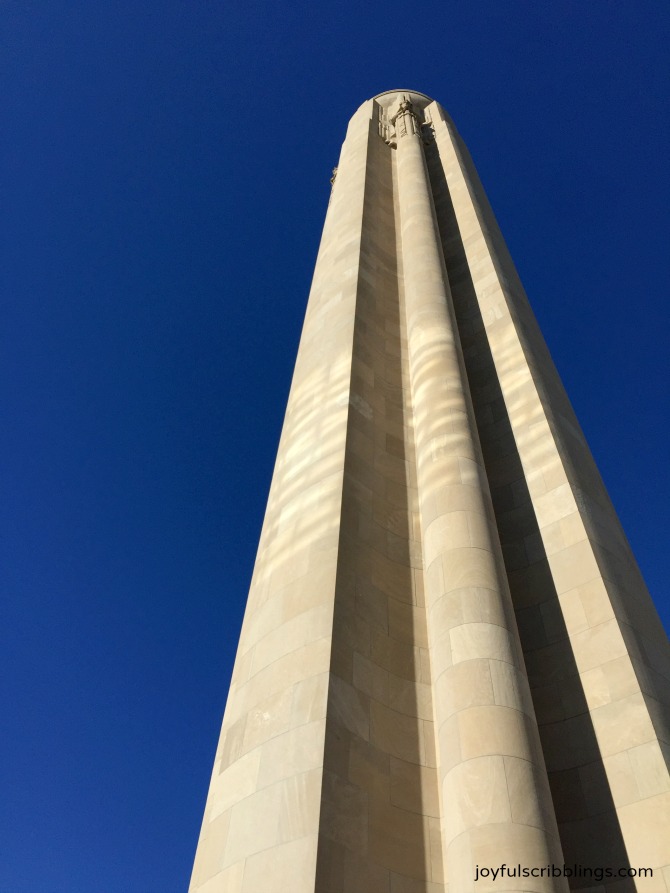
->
190, 92, 670, 893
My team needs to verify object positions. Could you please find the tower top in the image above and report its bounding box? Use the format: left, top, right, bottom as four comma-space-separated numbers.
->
351, 90, 438, 126
372, 89, 434, 110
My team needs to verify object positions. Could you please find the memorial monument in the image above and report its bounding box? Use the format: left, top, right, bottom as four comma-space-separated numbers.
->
189, 90, 670, 893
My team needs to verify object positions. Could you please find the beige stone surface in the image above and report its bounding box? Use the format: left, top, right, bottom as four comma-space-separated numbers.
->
190, 90, 670, 893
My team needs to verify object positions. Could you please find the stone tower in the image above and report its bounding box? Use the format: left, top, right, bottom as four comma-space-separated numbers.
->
190, 91, 670, 893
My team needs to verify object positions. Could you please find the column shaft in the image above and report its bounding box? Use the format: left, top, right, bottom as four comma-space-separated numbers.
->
395, 107, 566, 893
430, 102, 670, 882
189, 102, 376, 893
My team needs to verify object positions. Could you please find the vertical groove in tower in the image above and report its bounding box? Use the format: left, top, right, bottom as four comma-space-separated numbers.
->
190, 92, 670, 893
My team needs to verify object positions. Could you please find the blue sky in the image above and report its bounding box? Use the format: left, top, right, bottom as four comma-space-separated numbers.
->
1, 2, 668, 891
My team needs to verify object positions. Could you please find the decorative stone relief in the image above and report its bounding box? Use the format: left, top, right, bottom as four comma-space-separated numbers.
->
391, 95, 420, 139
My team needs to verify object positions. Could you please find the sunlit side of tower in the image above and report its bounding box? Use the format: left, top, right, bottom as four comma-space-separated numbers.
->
190, 91, 670, 893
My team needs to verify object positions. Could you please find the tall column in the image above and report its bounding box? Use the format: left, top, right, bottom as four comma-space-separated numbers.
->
189, 102, 376, 893
429, 100, 670, 883
394, 96, 566, 892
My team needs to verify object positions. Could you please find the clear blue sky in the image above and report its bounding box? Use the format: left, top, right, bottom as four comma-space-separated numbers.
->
1, 2, 668, 891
